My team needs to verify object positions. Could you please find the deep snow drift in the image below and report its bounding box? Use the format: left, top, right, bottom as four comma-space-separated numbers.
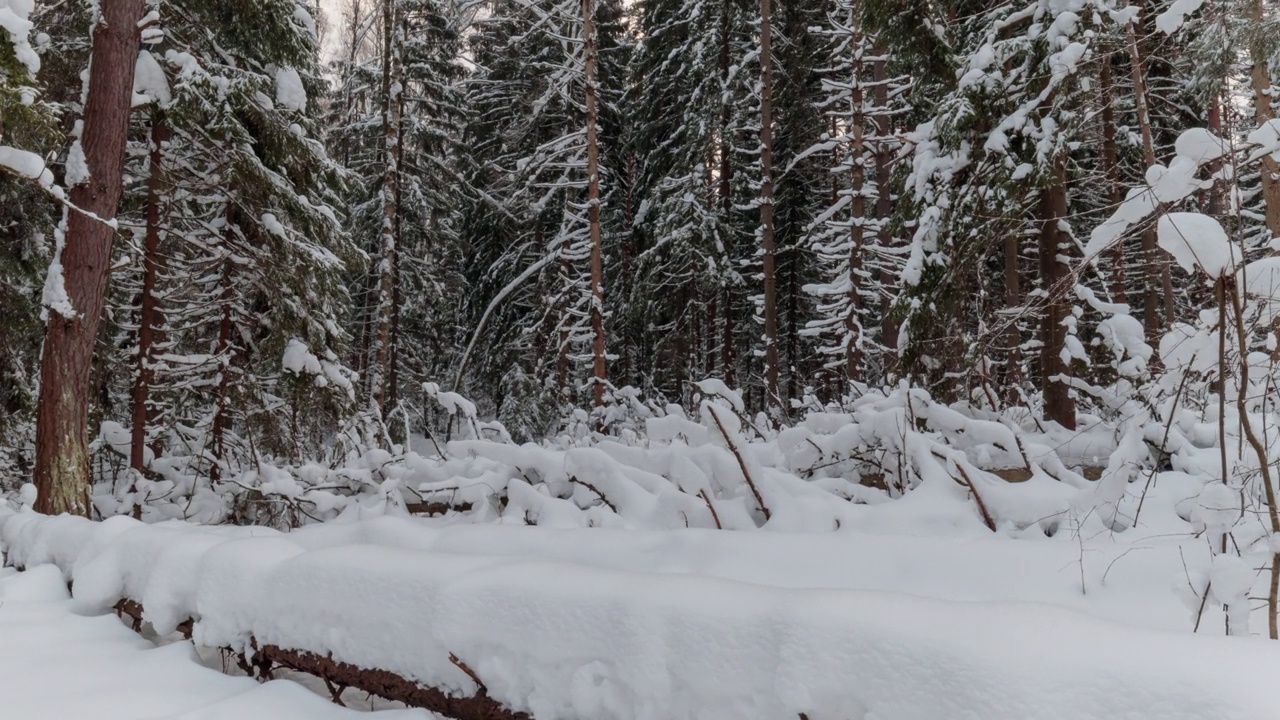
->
5, 506, 1280, 720
0, 563, 431, 720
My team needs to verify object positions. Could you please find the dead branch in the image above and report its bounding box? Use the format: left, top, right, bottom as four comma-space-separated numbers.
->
706, 404, 772, 522
698, 489, 723, 529
568, 475, 618, 513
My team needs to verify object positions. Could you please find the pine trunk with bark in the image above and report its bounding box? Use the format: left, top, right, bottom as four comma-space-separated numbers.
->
130, 115, 171, 477
1248, 0, 1280, 239
371, 0, 401, 415
759, 0, 780, 411
846, 18, 866, 383
1127, 12, 1174, 341
35, 0, 145, 516
1039, 156, 1076, 430
584, 0, 607, 407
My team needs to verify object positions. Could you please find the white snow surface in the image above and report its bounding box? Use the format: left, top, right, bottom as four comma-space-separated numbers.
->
132, 50, 171, 107
5, 507, 1280, 719
0, 563, 430, 720
275, 66, 307, 111
0, 0, 40, 76
1157, 212, 1239, 278
1155, 0, 1205, 34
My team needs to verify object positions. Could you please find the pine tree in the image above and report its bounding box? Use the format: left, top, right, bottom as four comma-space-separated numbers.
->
34, 0, 145, 515
0, 0, 58, 480
459, 0, 627, 430
801, 0, 906, 392
101, 0, 356, 489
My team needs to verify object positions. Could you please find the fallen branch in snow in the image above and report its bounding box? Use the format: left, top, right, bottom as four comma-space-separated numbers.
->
254, 642, 530, 720
448, 653, 488, 695
1133, 368, 1192, 526
698, 489, 723, 530
108, 594, 529, 720
405, 500, 475, 516
568, 475, 618, 513
938, 455, 997, 532
705, 404, 771, 522
113, 598, 193, 638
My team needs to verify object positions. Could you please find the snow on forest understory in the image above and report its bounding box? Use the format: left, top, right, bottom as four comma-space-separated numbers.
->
4, 495, 1280, 720
0, 565, 429, 720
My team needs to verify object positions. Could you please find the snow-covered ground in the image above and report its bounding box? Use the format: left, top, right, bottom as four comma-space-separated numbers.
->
5, 502, 1280, 719
0, 564, 430, 720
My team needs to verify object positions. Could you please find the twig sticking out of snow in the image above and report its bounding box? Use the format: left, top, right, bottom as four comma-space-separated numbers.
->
705, 403, 771, 523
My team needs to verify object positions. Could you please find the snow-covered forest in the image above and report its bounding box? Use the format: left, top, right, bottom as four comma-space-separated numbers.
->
3, 0, 1280, 716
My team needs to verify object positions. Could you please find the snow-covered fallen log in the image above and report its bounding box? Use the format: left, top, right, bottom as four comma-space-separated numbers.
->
5, 510, 1280, 720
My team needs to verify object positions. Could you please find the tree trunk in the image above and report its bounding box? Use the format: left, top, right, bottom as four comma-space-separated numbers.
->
1099, 52, 1126, 303
846, 11, 866, 382
584, 0, 607, 407
370, 0, 400, 415
35, 0, 145, 516
1248, 0, 1280, 238
1003, 232, 1022, 402
759, 0, 779, 411
1039, 155, 1076, 430
717, 0, 735, 388
872, 49, 897, 360
1127, 12, 1173, 340
387, 86, 406, 415
130, 115, 170, 476
210, 259, 235, 485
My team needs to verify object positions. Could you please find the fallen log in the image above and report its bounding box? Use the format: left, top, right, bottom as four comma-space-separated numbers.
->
254, 643, 530, 720
110, 596, 528, 720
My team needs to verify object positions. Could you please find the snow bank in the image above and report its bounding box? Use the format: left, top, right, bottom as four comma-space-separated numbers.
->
5, 509, 1280, 719
0, 564, 429, 720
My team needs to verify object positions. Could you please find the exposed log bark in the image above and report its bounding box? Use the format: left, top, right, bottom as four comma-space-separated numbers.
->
255, 643, 531, 720
111, 596, 528, 720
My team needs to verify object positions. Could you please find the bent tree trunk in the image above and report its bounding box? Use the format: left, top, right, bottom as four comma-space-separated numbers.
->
35, 0, 145, 516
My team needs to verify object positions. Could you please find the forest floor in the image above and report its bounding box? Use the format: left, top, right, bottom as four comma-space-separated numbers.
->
4, 506, 1280, 718
0, 565, 431, 720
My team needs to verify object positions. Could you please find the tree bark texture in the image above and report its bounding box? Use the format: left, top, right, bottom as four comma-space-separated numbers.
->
35, 0, 145, 516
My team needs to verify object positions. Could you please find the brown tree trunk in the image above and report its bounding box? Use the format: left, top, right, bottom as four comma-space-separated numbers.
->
1039, 155, 1076, 430
1003, 232, 1023, 402
371, 0, 400, 415
717, 0, 735, 388
35, 0, 145, 516
209, 259, 235, 485
387, 87, 406, 415
759, 0, 779, 410
1248, 0, 1280, 238
1127, 13, 1173, 340
847, 13, 866, 382
1099, 53, 1126, 303
584, 0, 607, 407
872, 50, 897, 359
130, 115, 170, 476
